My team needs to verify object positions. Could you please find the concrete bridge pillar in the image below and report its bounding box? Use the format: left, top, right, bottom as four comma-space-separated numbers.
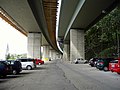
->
63, 44, 70, 61
49, 49, 54, 60
49, 49, 52, 59
27, 32, 41, 58
58, 53, 62, 59
52, 50, 56, 60
52, 50, 57, 60
56, 53, 61, 59
70, 29, 85, 62
42, 45, 50, 61
49, 49, 58, 60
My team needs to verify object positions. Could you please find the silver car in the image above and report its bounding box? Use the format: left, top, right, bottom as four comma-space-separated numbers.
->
74, 58, 88, 64
17, 58, 36, 70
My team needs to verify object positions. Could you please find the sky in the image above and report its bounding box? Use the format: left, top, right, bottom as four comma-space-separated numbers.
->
0, 17, 27, 59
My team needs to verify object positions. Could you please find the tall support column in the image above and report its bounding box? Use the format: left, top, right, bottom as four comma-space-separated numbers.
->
52, 50, 56, 60
27, 33, 41, 58
42, 45, 50, 60
49, 49, 52, 59
58, 53, 62, 59
70, 29, 85, 62
63, 44, 70, 61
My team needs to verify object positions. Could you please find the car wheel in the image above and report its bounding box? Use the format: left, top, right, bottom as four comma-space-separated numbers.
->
26, 65, 32, 70
103, 67, 108, 71
17, 71, 20, 74
91, 65, 94, 67
99, 68, 102, 70
1, 74, 7, 78
39, 63, 41, 65
75, 61, 78, 64
117, 72, 120, 75
13, 70, 17, 75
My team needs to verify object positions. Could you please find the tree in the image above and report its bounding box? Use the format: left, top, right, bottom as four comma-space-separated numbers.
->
5, 53, 11, 60
85, 7, 120, 59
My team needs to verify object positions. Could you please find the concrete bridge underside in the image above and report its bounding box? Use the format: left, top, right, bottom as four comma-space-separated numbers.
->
0, 0, 119, 61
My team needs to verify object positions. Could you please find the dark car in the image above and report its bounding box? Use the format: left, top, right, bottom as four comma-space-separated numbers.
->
0, 61, 9, 77
6, 60, 22, 75
96, 58, 114, 71
89, 58, 98, 67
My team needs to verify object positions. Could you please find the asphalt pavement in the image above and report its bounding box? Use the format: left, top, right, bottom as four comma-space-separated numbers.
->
57, 60, 120, 90
0, 59, 120, 90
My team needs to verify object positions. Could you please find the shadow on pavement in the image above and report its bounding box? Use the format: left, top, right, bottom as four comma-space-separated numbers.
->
0, 75, 21, 84
34, 66, 48, 70
0, 79, 8, 83
0, 87, 7, 90
0, 71, 33, 82
19, 71, 33, 74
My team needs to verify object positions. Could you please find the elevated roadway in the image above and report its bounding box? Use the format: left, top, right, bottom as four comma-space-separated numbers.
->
58, 0, 119, 51
0, 0, 119, 54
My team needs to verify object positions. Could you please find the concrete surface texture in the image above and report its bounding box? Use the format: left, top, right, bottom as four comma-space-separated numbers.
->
0, 59, 120, 90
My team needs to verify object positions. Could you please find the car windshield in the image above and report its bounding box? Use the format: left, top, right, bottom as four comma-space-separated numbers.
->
110, 60, 118, 63
97, 59, 103, 62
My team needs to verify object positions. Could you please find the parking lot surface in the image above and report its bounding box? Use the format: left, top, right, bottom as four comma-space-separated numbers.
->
0, 60, 77, 90
58, 60, 120, 90
0, 59, 120, 90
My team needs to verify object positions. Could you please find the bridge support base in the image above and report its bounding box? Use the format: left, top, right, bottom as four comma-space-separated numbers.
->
70, 29, 85, 62
27, 33, 41, 58
63, 44, 70, 62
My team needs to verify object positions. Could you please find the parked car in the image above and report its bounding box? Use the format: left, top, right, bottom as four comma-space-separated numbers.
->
109, 58, 120, 75
35, 58, 44, 65
96, 58, 114, 71
0, 61, 9, 77
89, 58, 98, 67
17, 58, 36, 70
74, 58, 88, 64
6, 60, 22, 75
0, 60, 22, 76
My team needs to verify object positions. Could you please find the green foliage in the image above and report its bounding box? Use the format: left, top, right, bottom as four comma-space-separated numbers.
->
97, 46, 117, 58
5, 53, 27, 60
85, 7, 120, 60
5, 53, 11, 60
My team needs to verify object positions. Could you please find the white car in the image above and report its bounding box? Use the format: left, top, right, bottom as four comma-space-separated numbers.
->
74, 58, 88, 64
17, 58, 36, 70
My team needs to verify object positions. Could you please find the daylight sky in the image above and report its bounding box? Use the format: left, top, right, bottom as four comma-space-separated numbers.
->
0, 17, 27, 59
